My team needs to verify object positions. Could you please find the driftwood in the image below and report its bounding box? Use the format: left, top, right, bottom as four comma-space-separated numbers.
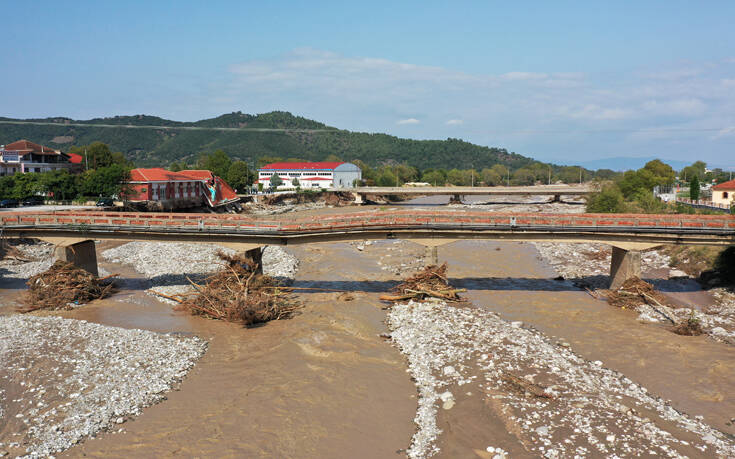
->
382, 263, 464, 304
174, 251, 301, 326
502, 373, 553, 399
19, 261, 117, 312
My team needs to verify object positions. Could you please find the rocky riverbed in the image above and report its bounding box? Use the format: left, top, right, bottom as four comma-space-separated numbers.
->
101, 242, 299, 304
388, 299, 735, 458
0, 315, 206, 458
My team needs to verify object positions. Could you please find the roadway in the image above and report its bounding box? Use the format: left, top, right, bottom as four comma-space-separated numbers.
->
2, 209, 733, 249
348, 185, 593, 196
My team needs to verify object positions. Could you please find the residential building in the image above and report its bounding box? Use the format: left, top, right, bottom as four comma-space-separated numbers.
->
0, 140, 82, 175
712, 179, 735, 207
257, 161, 362, 189
126, 168, 239, 209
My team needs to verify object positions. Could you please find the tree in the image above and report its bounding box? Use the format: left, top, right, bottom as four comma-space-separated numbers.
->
690, 175, 700, 201
78, 164, 131, 198
643, 159, 675, 185
512, 168, 536, 186
257, 156, 283, 168
38, 170, 77, 201
480, 168, 502, 186
422, 170, 445, 186
376, 169, 398, 187
586, 185, 625, 213
198, 150, 232, 178
269, 174, 283, 188
226, 161, 250, 190
169, 162, 183, 172
68, 142, 129, 169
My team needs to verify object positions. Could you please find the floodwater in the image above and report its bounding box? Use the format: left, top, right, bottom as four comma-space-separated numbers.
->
2, 196, 734, 457
440, 239, 735, 440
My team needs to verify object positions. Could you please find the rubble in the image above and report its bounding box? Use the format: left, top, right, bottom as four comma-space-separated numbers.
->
18, 261, 116, 313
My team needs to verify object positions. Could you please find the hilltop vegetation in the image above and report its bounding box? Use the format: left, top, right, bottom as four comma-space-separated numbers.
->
1, 111, 547, 172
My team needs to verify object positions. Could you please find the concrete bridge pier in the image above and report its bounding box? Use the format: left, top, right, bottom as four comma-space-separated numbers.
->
54, 240, 99, 276
449, 194, 463, 204
352, 192, 364, 205
219, 243, 264, 274
550, 194, 562, 203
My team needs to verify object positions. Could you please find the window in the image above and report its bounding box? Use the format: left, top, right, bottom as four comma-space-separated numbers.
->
724, 192, 729, 199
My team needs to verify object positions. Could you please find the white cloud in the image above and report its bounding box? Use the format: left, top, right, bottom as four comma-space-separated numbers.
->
501, 72, 548, 81
214, 49, 735, 164
397, 118, 420, 125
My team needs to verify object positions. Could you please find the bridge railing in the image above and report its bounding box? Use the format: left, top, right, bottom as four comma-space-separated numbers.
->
2, 210, 734, 233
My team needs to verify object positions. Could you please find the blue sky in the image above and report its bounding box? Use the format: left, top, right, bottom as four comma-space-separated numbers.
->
2, 1, 734, 167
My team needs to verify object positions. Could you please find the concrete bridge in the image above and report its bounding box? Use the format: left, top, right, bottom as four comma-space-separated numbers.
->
2, 210, 734, 289
347, 185, 593, 203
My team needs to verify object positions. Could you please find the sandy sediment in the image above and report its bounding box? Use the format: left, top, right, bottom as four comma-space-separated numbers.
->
0, 315, 206, 458
388, 299, 735, 458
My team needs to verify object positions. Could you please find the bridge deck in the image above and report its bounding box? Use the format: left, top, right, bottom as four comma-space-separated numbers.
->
2, 210, 734, 247
350, 186, 592, 195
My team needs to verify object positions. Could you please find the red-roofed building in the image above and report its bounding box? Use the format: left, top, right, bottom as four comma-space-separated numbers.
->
126, 168, 239, 209
0, 139, 80, 175
712, 179, 735, 207
257, 161, 361, 189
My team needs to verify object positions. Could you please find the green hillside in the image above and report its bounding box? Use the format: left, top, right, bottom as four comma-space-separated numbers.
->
0, 111, 536, 170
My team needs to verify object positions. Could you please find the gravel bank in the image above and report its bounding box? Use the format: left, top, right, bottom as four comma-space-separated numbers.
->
0, 240, 56, 281
388, 300, 735, 458
0, 315, 206, 458
101, 242, 299, 304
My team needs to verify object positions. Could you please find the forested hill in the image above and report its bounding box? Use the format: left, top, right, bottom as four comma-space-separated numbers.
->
0, 111, 536, 170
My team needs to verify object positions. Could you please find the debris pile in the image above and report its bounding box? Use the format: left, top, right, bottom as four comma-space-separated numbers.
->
380, 263, 465, 303
672, 312, 704, 336
169, 251, 301, 325
19, 261, 116, 312
606, 277, 671, 312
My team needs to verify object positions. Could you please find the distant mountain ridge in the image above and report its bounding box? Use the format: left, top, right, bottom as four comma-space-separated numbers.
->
0, 111, 538, 170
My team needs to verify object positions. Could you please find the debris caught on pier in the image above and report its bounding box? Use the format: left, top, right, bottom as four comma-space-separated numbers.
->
380, 263, 466, 303
172, 251, 301, 326
19, 261, 117, 312
606, 277, 671, 313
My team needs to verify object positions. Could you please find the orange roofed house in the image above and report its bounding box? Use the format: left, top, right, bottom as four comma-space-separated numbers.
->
0, 140, 82, 175
125, 168, 240, 210
712, 179, 735, 208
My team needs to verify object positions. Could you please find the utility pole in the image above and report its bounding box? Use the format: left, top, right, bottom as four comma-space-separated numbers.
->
579, 167, 582, 185
548, 165, 551, 185
84, 148, 88, 170
507, 168, 510, 187
471, 165, 474, 187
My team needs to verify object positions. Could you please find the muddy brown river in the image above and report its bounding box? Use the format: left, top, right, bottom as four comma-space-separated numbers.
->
2, 197, 734, 457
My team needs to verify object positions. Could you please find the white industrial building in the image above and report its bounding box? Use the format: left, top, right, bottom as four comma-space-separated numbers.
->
257, 161, 362, 189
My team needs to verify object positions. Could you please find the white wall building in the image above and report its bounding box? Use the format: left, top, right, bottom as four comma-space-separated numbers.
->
257, 161, 362, 189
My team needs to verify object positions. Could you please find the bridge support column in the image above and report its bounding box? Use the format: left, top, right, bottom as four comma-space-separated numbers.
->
609, 246, 641, 290
353, 192, 364, 205
425, 245, 439, 265
55, 240, 98, 276
245, 246, 263, 274
551, 194, 561, 203
449, 194, 463, 204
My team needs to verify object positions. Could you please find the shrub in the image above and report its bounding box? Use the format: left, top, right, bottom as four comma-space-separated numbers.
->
586, 185, 626, 213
